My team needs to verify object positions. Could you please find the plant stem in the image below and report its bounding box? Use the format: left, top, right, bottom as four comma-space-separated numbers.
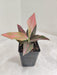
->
28, 38, 30, 42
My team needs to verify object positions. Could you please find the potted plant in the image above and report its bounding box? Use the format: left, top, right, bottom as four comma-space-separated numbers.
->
2, 13, 49, 67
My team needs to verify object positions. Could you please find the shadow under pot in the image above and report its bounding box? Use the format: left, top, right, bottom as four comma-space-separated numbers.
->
18, 41, 40, 67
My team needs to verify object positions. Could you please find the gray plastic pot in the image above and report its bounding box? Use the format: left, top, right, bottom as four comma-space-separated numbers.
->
18, 41, 40, 67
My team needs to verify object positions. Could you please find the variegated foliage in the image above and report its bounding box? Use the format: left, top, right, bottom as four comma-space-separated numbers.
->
2, 13, 49, 55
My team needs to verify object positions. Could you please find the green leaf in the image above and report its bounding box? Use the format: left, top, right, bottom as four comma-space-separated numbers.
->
30, 35, 49, 42
23, 42, 33, 55
27, 13, 36, 38
2, 32, 28, 41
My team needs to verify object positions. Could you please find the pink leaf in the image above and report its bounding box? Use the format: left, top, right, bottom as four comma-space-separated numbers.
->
27, 13, 36, 37
17, 24, 25, 33
30, 35, 49, 42
2, 32, 28, 41
23, 42, 33, 55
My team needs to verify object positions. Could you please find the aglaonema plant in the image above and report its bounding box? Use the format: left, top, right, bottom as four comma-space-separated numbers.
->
2, 13, 49, 55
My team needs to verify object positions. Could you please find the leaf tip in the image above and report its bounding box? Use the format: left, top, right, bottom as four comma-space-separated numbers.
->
33, 13, 35, 16
17, 24, 19, 28
46, 38, 50, 40
1, 33, 6, 37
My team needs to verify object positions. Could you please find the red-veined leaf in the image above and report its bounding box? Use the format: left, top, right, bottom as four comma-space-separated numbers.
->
27, 13, 36, 38
23, 42, 33, 55
2, 32, 28, 41
17, 24, 25, 33
30, 35, 49, 42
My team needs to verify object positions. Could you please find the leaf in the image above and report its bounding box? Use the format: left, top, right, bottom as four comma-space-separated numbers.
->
16, 24, 26, 42
26, 26, 36, 38
17, 24, 25, 33
30, 35, 49, 42
30, 25, 36, 37
27, 13, 36, 38
23, 42, 33, 55
2, 32, 28, 41
26, 29, 28, 37
19, 40, 28, 46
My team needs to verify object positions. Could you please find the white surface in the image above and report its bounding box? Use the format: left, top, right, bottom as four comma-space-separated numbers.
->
22, 0, 57, 35
0, 32, 57, 75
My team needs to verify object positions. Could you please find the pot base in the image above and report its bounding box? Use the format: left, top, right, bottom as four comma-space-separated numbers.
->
20, 51, 40, 67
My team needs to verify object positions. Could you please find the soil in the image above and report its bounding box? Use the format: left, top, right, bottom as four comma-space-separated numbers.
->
18, 41, 40, 52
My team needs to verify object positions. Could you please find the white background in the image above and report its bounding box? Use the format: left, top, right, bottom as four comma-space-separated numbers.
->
21, 0, 57, 35
0, 0, 57, 36
0, 0, 21, 34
